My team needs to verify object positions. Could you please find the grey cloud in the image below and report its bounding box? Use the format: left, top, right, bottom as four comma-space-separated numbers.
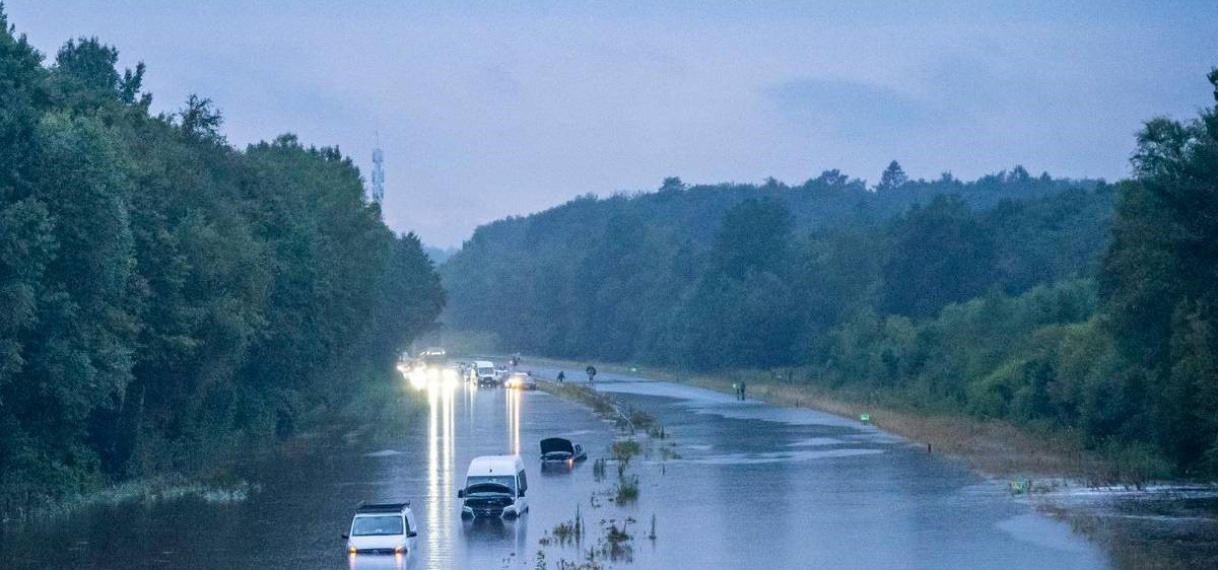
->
764, 78, 949, 137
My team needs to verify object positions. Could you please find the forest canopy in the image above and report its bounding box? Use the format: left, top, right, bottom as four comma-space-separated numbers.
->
0, 10, 444, 511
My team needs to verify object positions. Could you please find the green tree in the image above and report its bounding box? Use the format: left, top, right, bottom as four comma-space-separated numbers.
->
708, 197, 794, 279
681, 198, 798, 368
47, 37, 140, 115
1099, 68, 1218, 471
1, 10, 447, 510
876, 160, 909, 192
882, 195, 996, 318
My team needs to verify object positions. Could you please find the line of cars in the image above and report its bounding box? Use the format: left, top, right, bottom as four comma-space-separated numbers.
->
343, 442, 587, 559
458, 359, 537, 390
347, 353, 579, 560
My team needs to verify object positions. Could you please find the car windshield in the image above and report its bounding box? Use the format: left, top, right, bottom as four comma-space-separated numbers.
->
477, 367, 493, 375
465, 475, 515, 494
351, 515, 404, 536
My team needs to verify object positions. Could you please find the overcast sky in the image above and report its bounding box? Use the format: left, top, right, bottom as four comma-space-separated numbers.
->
7, 1, 1217, 247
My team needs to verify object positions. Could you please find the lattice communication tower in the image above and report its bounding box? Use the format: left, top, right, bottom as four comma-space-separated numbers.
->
371, 146, 385, 204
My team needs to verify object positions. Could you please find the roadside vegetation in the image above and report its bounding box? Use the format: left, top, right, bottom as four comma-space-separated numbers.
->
536, 380, 672, 568
446, 69, 1218, 480
0, 11, 445, 521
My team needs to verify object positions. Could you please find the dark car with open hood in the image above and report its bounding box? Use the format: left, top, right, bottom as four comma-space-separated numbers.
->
540, 437, 587, 464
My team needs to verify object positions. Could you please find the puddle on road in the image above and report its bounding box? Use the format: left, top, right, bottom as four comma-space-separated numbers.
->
840, 431, 908, 444
683, 448, 885, 465
596, 380, 887, 430
785, 437, 847, 447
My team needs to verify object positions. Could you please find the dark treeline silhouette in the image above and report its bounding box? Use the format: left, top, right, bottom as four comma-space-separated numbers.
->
445, 70, 1218, 476
445, 171, 1110, 366
0, 11, 444, 512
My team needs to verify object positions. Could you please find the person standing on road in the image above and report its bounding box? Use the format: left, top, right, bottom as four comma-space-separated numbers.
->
557, 371, 565, 383
739, 380, 746, 401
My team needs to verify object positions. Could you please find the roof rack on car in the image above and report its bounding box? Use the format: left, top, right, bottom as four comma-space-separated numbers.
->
356, 501, 411, 513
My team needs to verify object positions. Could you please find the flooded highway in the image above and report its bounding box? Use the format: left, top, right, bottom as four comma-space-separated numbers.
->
0, 370, 1114, 569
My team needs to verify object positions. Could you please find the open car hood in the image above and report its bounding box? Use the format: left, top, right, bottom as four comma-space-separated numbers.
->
466, 482, 513, 495
540, 437, 575, 456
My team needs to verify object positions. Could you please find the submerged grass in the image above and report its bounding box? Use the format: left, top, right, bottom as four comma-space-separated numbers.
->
613, 474, 640, 504
7, 474, 262, 523
535, 373, 672, 568
611, 440, 641, 463
542, 505, 585, 547
538, 382, 632, 430
1037, 502, 1218, 570
594, 517, 635, 563
592, 457, 607, 482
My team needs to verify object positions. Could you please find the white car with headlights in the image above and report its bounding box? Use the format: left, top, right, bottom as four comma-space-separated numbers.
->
504, 371, 538, 390
342, 501, 418, 557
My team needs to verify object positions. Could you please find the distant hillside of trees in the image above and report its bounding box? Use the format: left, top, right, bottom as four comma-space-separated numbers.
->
424, 245, 460, 265
0, 10, 444, 513
444, 70, 1218, 476
444, 166, 1112, 364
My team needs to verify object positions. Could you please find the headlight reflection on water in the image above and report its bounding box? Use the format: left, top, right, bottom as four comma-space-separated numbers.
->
346, 552, 404, 570
410, 363, 523, 566
506, 385, 522, 456
407, 372, 427, 391
406, 366, 461, 392
426, 371, 456, 568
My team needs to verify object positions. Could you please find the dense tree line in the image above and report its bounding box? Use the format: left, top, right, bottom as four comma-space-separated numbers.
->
445, 170, 1111, 367
0, 12, 444, 512
443, 69, 1218, 475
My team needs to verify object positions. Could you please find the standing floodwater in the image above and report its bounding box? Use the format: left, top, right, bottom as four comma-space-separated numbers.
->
0, 374, 1111, 569
582, 379, 1109, 569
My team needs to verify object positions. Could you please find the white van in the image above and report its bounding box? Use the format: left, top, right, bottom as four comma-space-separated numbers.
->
457, 455, 528, 519
472, 360, 497, 386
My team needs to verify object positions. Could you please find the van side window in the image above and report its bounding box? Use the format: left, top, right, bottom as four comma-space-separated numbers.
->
518, 470, 528, 492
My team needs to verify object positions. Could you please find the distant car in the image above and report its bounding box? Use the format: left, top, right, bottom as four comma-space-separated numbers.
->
493, 364, 508, 381
343, 501, 418, 556
419, 347, 446, 358
540, 437, 587, 464
504, 371, 537, 390
472, 360, 498, 387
